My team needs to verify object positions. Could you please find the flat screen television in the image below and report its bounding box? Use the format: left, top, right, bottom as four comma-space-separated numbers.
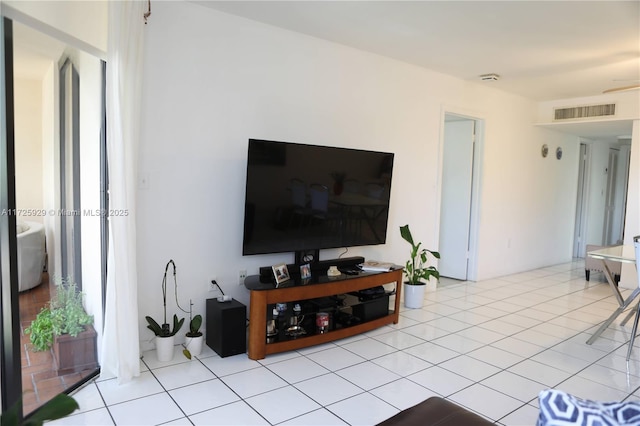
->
242, 139, 394, 263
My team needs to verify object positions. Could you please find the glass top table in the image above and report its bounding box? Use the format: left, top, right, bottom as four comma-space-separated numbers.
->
588, 245, 636, 264
586, 245, 638, 345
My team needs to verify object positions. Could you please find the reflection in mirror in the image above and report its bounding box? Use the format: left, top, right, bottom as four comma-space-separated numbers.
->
13, 20, 104, 417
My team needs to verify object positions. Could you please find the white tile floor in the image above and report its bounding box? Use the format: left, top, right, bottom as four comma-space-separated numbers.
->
51, 260, 640, 425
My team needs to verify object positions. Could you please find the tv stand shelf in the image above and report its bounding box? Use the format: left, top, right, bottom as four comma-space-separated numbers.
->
245, 269, 403, 360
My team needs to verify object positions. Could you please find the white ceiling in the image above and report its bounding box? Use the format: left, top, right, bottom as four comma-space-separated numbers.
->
11, 1, 640, 143
13, 22, 66, 80
194, 1, 640, 102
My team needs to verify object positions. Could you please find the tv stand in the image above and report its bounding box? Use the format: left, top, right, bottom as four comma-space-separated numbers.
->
245, 268, 402, 360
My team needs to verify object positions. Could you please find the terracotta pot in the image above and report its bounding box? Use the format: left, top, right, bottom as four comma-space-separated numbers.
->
53, 325, 98, 376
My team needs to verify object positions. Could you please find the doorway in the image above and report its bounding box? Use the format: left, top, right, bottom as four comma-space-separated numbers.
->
572, 140, 630, 258
438, 112, 482, 281
573, 143, 590, 258
603, 146, 630, 245
2, 17, 106, 419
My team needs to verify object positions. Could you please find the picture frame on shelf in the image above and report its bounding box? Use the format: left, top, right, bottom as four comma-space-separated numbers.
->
300, 263, 311, 279
272, 263, 290, 284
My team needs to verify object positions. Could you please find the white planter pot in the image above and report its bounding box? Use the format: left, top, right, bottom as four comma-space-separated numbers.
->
404, 283, 426, 309
155, 335, 175, 362
184, 335, 204, 357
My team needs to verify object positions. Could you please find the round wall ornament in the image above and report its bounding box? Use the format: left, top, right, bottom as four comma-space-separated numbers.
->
556, 147, 563, 160
541, 144, 549, 158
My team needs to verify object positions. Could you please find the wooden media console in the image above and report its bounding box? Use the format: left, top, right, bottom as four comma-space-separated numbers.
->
245, 268, 403, 360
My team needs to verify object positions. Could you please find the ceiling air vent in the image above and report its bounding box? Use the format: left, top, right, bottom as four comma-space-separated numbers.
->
554, 103, 616, 121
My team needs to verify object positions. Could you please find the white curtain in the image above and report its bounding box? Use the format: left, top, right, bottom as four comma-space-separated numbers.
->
100, 0, 146, 383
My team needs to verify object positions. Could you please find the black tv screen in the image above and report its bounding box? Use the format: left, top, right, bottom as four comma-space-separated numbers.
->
242, 139, 394, 257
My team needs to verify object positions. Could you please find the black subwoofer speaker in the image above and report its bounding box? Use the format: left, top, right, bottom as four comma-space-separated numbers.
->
206, 298, 246, 357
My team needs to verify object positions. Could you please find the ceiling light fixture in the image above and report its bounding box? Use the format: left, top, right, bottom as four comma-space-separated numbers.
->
479, 73, 500, 81
602, 84, 640, 94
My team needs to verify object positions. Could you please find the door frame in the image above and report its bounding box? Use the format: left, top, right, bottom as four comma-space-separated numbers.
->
0, 16, 22, 414
573, 142, 590, 257
59, 58, 83, 288
0, 13, 107, 418
437, 107, 485, 281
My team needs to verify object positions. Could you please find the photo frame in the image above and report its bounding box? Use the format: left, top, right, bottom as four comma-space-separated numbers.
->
272, 263, 290, 284
300, 263, 311, 279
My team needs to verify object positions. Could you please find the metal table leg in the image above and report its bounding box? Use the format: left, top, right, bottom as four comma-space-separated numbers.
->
587, 287, 640, 345
601, 261, 624, 306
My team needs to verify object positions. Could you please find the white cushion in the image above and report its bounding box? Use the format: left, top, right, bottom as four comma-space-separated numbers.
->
16, 222, 30, 234
538, 389, 640, 425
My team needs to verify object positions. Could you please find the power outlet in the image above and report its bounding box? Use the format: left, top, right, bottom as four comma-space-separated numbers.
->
238, 270, 247, 286
209, 278, 218, 292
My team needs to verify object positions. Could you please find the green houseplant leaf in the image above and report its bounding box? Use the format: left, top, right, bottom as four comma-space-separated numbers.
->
25, 393, 80, 426
186, 314, 202, 338
145, 314, 184, 337
24, 308, 54, 352
400, 224, 441, 285
24, 278, 93, 352
1, 393, 79, 426
183, 314, 203, 359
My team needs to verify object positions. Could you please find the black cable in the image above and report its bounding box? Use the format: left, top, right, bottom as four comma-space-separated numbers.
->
211, 280, 225, 295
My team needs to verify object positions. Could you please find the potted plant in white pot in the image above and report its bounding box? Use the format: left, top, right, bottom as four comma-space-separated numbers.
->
400, 224, 440, 308
183, 313, 203, 359
145, 260, 185, 362
145, 314, 184, 362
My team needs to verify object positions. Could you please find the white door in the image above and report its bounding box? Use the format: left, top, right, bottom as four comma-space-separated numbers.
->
603, 148, 619, 245
573, 143, 589, 257
603, 146, 630, 245
439, 118, 474, 280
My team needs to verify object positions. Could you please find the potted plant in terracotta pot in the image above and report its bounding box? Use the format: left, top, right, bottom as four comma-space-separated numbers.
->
400, 224, 440, 308
25, 277, 98, 375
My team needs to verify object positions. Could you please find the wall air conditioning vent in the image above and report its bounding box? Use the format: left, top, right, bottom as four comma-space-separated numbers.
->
554, 103, 616, 121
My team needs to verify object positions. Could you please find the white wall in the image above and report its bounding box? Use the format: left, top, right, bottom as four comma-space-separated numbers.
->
73, 48, 104, 352
621, 120, 640, 288
3, 0, 107, 56
14, 77, 43, 222
136, 2, 579, 349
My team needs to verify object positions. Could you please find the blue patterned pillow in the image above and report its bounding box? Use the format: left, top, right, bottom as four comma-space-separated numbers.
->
538, 389, 640, 425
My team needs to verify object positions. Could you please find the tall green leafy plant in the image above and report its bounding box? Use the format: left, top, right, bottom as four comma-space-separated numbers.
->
25, 308, 53, 352
25, 278, 93, 352
400, 224, 440, 285
49, 279, 93, 337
